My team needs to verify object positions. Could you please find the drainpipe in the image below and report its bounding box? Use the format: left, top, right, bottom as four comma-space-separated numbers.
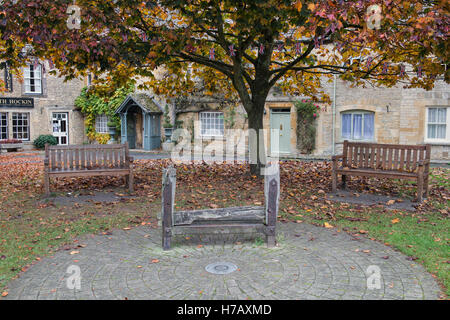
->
332, 74, 337, 155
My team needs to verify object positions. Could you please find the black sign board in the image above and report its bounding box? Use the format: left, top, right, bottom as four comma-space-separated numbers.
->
0, 97, 34, 108
2, 62, 13, 92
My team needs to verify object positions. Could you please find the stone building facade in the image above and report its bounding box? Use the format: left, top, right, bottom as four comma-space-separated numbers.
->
169, 78, 450, 161
309, 78, 450, 160
4, 58, 447, 161
0, 60, 87, 149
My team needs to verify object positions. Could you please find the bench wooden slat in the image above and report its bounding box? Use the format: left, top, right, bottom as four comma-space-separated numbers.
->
104, 149, 109, 169
399, 148, 405, 172
89, 149, 97, 169
64, 149, 69, 170
359, 145, 364, 168
48, 169, 131, 177
347, 145, 352, 168
343, 141, 349, 167
51, 148, 56, 170
74, 148, 78, 170
336, 168, 418, 179
106, 148, 111, 168
419, 149, 424, 167
68, 149, 73, 170
375, 146, 380, 169
411, 149, 418, 172
369, 146, 375, 168
387, 147, 393, 170
57, 149, 62, 171
99, 148, 104, 169
405, 149, 411, 171
81, 148, 86, 170
46, 144, 125, 150
120, 148, 125, 168
174, 206, 265, 226
393, 148, 399, 171
106, 149, 110, 168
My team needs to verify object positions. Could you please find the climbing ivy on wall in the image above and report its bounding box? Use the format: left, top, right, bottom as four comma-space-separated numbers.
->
75, 84, 135, 144
224, 105, 236, 129
295, 100, 321, 154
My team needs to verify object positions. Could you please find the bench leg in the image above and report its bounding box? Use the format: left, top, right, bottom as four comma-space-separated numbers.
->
44, 173, 50, 196
332, 171, 338, 192
266, 234, 276, 248
341, 175, 347, 188
417, 176, 424, 203
128, 173, 134, 193
424, 175, 429, 198
265, 225, 276, 248
162, 228, 172, 250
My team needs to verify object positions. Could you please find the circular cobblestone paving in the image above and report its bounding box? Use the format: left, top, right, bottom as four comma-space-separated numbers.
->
3, 222, 441, 300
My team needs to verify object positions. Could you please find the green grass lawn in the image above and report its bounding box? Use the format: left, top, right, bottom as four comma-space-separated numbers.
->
0, 156, 448, 298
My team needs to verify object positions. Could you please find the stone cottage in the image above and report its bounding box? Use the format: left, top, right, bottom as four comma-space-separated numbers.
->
0, 60, 87, 149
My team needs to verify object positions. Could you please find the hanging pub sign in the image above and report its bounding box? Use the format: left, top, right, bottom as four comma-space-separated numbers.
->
0, 97, 34, 108
3, 62, 13, 92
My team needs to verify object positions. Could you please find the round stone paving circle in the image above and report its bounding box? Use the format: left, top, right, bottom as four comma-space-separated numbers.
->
3, 222, 441, 300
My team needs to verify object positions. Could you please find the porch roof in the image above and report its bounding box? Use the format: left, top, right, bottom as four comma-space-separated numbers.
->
115, 93, 163, 114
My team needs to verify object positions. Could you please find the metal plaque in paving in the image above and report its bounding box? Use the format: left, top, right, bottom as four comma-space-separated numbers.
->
205, 262, 238, 275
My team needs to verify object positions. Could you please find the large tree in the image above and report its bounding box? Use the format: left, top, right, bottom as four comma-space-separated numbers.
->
1, 0, 448, 173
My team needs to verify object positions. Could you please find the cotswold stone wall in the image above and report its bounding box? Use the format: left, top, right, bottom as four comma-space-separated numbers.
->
319, 79, 450, 160
174, 102, 248, 157
179, 79, 449, 161
259, 79, 449, 161
0, 61, 87, 148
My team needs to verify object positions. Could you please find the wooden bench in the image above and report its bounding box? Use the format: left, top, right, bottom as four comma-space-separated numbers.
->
160, 164, 280, 250
44, 143, 134, 195
332, 140, 431, 202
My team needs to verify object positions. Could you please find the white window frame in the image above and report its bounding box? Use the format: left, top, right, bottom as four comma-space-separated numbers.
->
24, 63, 42, 94
0, 112, 8, 140
12, 112, 30, 141
199, 111, 224, 137
95, 114, 109, 134
425, 106, 450, 143
341, 110, 375, 141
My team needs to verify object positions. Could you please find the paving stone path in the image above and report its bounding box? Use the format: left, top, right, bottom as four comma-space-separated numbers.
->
3, 222, 441, 300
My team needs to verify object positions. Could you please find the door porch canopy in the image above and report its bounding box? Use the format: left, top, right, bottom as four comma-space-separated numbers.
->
116, 93, 163, 150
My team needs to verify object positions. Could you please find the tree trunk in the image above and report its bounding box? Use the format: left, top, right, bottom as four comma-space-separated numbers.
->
247, 101, 266, 176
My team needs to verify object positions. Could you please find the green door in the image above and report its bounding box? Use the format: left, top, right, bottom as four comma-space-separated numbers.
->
127, 113, 136, 149
270, 109, 291, 154
149, 114, 161, 150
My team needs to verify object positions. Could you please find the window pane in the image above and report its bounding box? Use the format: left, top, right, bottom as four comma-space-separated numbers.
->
436, 124, 446, 139
12, 113, 29, 141
24, 64, 42, 94
34, 65, 42, 79
363, 113, 374, 139
95, 114, 108, 133
352, 114, 362, 139
341, 114, 351, 139
427, 108, 447, 139
200, 112, 224, 136
437, 108, 447, 123
0, 113, 7, 140
23, 67, 30, 78
428, 108, 436, 123
427, 124, 436, 139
